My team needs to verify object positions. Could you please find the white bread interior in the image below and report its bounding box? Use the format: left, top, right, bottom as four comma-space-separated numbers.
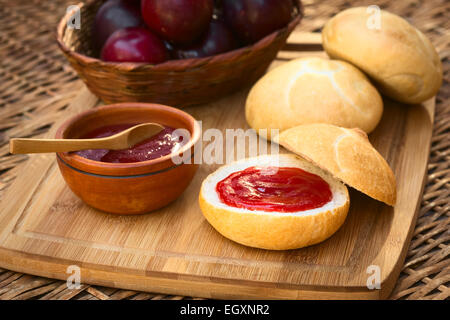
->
322, 7, 442, 104
199, 154, 349, 250
245, 57, 383, 140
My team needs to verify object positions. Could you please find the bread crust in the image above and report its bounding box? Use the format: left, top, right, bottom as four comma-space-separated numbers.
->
245, 57, 383, 140
199, 193, 349, 250
322, 7, 442, 104
198, 154, 350, 250
276, 123, 397, 206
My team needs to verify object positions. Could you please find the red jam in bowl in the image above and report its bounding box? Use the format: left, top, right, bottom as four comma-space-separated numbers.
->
216, 166, 332, 213
74, 124, 182, 163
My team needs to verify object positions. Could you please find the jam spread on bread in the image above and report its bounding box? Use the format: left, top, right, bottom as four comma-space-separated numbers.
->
216, 166, 332, 212
75, 124, 181, 163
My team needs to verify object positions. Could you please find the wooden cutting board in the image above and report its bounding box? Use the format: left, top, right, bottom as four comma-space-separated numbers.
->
0, 32, 435, 299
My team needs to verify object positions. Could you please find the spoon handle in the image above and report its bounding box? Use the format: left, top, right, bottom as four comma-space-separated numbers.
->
9, 138, 113, 154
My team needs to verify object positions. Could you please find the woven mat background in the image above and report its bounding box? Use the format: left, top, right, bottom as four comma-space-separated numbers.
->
0, 0, 448, 300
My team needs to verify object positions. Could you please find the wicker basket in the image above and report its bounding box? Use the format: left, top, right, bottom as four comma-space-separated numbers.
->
56, 0, 303, 107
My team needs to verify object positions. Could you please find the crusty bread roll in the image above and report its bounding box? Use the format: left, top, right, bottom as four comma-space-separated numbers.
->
322, 7, 442, 104
199, 154, 349, 250
245, 57, 383, 139
275, 123, 396, 206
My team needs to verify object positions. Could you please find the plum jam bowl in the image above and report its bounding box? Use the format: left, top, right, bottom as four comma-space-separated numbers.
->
55, 103, 200, 215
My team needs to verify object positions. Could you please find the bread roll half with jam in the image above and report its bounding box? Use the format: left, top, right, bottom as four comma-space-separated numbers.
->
199, 154, 350, 250
245, 57, 383, 140
199, 124, 396, 250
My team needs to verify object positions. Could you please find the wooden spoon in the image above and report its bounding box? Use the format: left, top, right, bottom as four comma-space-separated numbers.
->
9, 123, 165, 154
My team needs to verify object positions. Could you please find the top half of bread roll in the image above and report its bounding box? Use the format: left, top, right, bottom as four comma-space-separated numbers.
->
275, 123, 397, 206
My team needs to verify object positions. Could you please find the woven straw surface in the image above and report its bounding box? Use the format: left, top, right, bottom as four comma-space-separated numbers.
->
0, 0, 448, 300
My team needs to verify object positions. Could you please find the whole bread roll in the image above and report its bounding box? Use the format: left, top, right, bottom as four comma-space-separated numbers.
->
322, 7, 442, 104
245, 57, 383, 139
275, 123, 396, 206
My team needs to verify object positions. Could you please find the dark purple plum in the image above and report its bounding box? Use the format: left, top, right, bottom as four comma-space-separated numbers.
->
173, 19, 238, 59
92, 0, 144, 50
101, 27, 168, 63
141, 0, 214, 45
222, 0, 293, 44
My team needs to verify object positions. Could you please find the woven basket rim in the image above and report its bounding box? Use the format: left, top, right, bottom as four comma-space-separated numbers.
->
56, 0, 303, 72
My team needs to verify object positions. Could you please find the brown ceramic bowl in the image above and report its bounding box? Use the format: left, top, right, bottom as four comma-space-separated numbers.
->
55, 103, 200, 215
